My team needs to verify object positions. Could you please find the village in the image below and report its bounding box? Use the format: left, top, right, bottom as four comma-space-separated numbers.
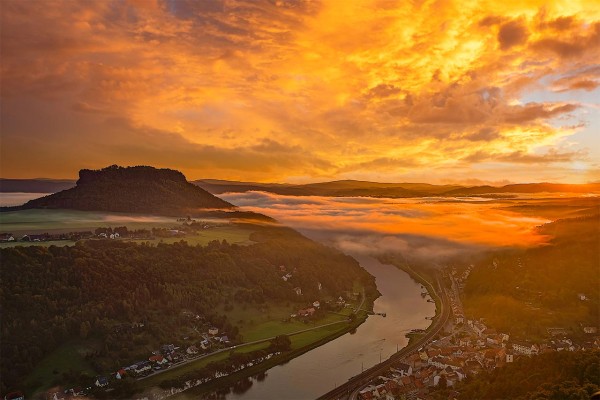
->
356, 265, 600, 400
40, 318, 238, 400
38, 266, 359, 400
0, 222, 197, 244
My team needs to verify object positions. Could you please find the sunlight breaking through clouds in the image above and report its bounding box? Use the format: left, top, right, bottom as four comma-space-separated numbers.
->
1, 0, 599, 183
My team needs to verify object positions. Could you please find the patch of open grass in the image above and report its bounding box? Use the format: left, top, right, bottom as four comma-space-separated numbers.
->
222, 297, 358, 343
0, 209, 175, 234
0, 209, 256, 247
289, 323, 348, 349
25, 341, 96, 396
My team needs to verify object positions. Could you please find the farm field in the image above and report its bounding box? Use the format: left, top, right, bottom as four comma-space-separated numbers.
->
0, 209, 256, 247
0, 209, 175, 234
222, 300, 357, 343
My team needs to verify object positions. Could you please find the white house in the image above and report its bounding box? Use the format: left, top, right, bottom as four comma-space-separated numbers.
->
392, 363, 413, 377
512, 342, 539, 355
134, 362, 151, 374
506, 352, 514, 363
473, 322, 487, 337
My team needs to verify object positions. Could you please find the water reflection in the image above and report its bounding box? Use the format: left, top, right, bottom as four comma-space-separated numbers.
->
219, 254, 435, 400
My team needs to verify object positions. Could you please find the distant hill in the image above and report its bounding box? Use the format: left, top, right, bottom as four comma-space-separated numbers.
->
194, 179, 600, 198
0, 178, 75, 193
443, 182, 600, 196
9, 165, 233, 215
195, 179, 462, 197
3, 176, 599, 199
196, 179, 293, 195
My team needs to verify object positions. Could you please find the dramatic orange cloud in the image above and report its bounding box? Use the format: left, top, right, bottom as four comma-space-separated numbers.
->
1, 0, 599, 183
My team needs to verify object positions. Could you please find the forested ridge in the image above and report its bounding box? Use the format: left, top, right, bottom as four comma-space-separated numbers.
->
0, 225, 376, 394
462, 214, 599, 338
450, 350, 600, 399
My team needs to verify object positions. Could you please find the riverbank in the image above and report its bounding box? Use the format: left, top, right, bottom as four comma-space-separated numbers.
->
379, 255, 442, 320
225, 254, 435, 400
317, 258, 450, 400
138, 288, 380, 399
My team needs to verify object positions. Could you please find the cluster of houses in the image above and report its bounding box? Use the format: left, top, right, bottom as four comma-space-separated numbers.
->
357, 267, 600, 400
290, 294, 354, 320
0, 231, 95, 243
291, 300, 321, 319
138, 351, 283, 400
359, 314, 600, 400
0, 220, 206, 246
0, 228, 157, 244
45, 323, 232, 400
45, 349, 283, 400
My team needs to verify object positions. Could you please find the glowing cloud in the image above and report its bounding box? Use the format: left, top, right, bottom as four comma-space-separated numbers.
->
1, 0, 599, 183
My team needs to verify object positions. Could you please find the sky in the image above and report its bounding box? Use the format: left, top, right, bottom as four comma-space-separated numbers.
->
1, 0, 600, 184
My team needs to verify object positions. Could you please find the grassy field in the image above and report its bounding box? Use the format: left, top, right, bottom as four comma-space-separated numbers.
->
0, 209, 175, 234
221, 297, 356, 343
0, 209, 256, 247
25, 341, 96, 396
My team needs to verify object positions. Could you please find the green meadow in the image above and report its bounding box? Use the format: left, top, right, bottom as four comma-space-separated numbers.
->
0, 209, 255, 247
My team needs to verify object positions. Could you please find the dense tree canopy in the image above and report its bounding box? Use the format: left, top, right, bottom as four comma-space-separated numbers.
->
463, 214, 599, 338
453, 350, 600, 400
1, 225, 375, 394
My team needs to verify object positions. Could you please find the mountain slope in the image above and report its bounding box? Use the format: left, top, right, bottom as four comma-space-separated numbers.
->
15, 165, 233, 215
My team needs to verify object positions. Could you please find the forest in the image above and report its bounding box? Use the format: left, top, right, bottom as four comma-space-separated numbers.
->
437, 350, 600, 399
462, 213, 599, 338
0, 224, 376, 395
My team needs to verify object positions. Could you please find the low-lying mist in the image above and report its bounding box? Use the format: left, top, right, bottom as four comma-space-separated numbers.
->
222, 191, 551, 264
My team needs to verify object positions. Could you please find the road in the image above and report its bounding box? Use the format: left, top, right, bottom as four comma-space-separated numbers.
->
316, 267, 451, 400
138, 319, 351, 382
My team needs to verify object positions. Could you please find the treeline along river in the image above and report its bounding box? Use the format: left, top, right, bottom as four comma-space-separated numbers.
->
224, 253, 435, 400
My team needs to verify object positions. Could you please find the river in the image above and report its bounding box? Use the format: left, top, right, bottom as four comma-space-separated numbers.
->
224, 253, 435, 400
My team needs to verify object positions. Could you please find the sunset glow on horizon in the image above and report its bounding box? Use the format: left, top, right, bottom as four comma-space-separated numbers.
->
2, 0, 600, 183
